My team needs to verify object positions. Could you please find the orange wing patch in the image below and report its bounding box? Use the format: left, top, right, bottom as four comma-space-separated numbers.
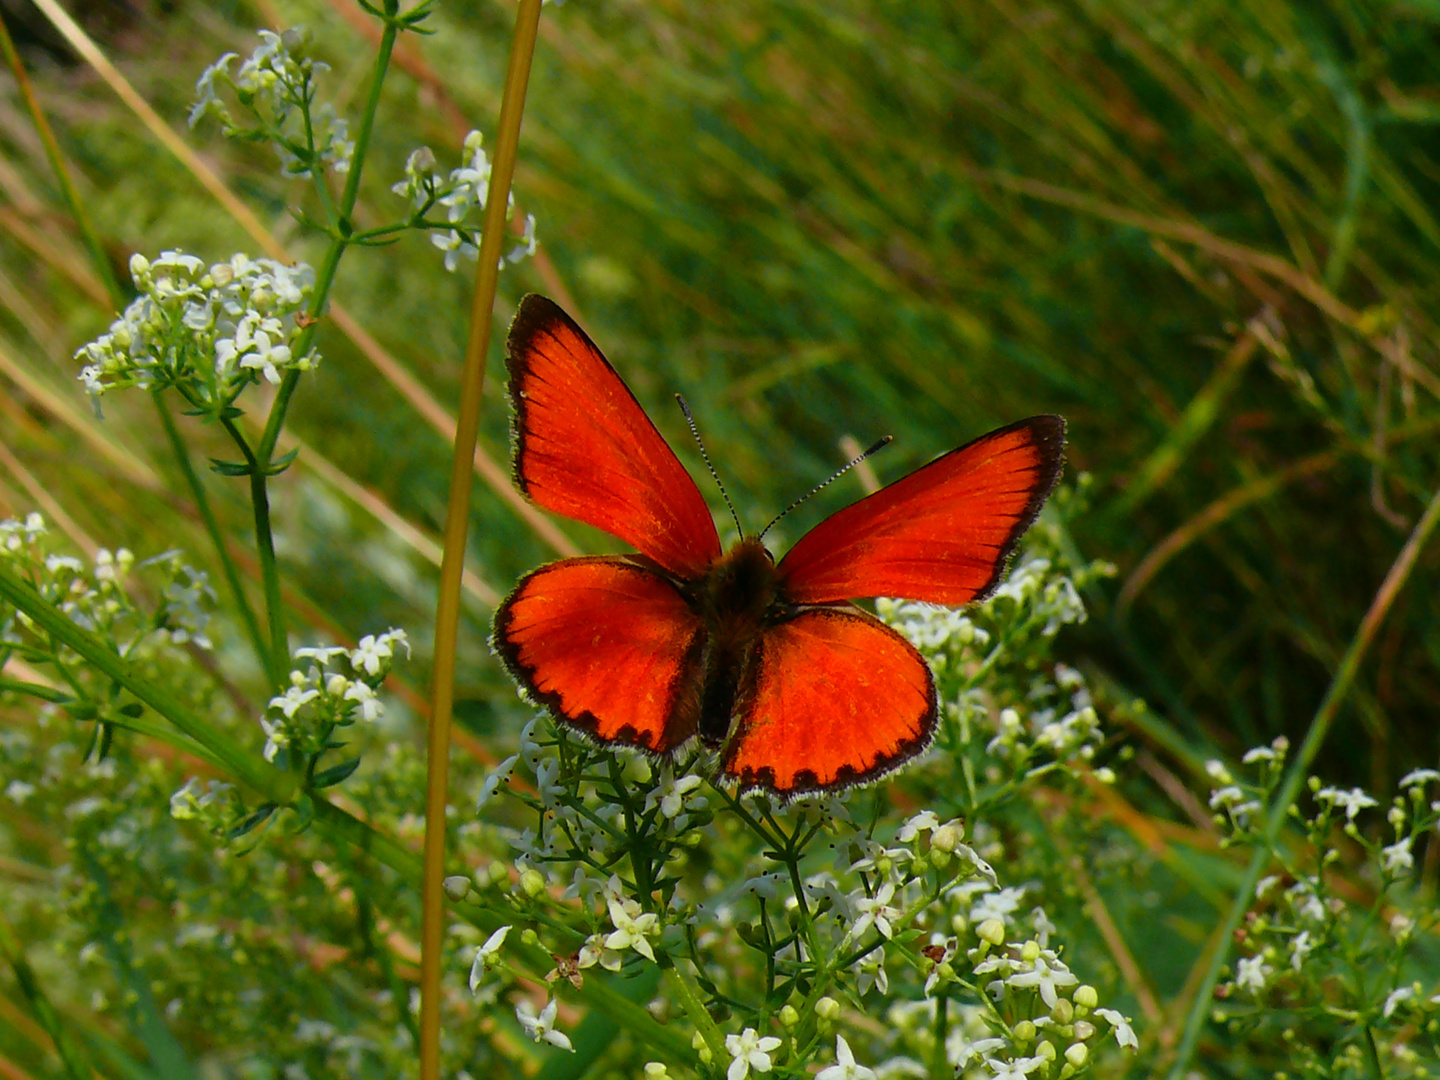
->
777, 416, 1065, 606
493, 557, 703, 754
721, 608, 936, 795
507, 296, 721, 578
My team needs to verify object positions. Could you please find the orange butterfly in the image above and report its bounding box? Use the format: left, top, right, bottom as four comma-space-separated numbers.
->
492, 296, 1065, 796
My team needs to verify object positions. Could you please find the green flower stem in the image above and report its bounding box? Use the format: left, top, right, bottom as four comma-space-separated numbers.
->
0, 905, 95, 1080
233, 15, 400, 683
662, 956, 728, 1062
156, 397, 271, 677
1166, 479, 1440, 1079
0, 559, 288, 799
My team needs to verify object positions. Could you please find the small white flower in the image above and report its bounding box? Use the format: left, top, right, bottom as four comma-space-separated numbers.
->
477, 754, 519, 812
1383, 986, 1415, 1018
295, 645, 348, 665
725, 1027, 782, 1080
1289, 930, 1313, 971
350, 634, 390, 676
851, 882, 901, 940
1382, 837, 1414, 876
856, 947, 888, 996
1007, 955, 1078, 1008
946, 1031, 1006, 1069
1030, 907, 1057, 948
896, 811, 939, 842
269, 686, 319, 719
343, 681, 383, 722
1255, 875, 1281, 899
1316, 786, 1378, 820
1399, 769, 1440, 788
577, 932, 623, 972
645, 771, 703, 819
816, 1035, 876, 1080
605, 892, 659, 962
970, 886, 1025, 925
469, 926, 510, 992
982, 1056, 1044, 1079
1241, 746, 1276, 763
1235, 955, 1271, 994
515, 998, 573, 1051
1094, 1008, 1138, 1050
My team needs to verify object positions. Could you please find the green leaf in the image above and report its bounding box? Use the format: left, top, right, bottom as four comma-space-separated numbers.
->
228, 803, 278, 840
311, 756, 362, 789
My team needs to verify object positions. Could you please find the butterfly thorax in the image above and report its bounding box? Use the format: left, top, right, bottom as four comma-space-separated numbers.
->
686, 537, 790, 748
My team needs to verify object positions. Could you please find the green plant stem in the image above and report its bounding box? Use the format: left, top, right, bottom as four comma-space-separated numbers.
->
1166, 479, 1440, 1078
662, 957, 728, 1061
157, 398, 271, 674
230, 16, 400, 684
0, 903, 96, 1080
421, 2, 543, 1077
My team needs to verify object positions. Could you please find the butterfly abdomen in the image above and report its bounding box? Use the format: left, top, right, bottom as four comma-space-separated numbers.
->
690, 538, 785, 747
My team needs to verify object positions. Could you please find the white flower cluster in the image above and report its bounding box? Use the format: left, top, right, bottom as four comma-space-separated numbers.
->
987, 558, 1088, 637
0, 513, 213, 652
76, 251, 317, 408
190, 28, 353, 177
391, 131, 538, 272
259, 630, 408, 765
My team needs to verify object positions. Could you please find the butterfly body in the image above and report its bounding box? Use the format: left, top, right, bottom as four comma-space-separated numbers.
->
494, 295, 1066, 797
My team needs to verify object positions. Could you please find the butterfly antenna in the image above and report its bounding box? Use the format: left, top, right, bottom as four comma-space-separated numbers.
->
759, 435, 893, 540
676, 395, 745, 539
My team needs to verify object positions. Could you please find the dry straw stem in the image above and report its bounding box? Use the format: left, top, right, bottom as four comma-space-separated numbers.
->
27, 0, 578, 560
421, 3, 545, 1077
1165, 478, 1440, 1078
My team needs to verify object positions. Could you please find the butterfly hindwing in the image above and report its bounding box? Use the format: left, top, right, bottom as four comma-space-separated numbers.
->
493, 556, 704, 754
507, 295, 722, 578
721, 606, 936, 795
776, 416, 1066, 606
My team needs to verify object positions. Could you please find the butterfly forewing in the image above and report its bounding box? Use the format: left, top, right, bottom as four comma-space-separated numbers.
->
507, 296, 722, 578
493, 557, 703, 754
776, 416, 1066, 606
721, 608, 936, 795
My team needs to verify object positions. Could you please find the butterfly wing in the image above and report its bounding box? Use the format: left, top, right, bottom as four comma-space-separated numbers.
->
777, 416, 1065, 605
493, 556, 704, 754
507, 295, 722, 579
721, 607, 936, 795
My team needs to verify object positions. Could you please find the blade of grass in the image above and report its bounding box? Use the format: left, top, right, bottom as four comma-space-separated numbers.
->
422, 4, 544, 1079
1165, 477, 1440, 1078
1108, 325, 1261, 518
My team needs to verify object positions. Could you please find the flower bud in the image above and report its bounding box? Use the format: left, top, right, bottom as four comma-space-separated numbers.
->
520, 868, 546, 898
1073, 984, 1098, 1010
644, 1064, 668, 1079
816, 997, 841, 1021
1051, 998, 1074, 1024
520, 928, 540, 947
442, 875, 470, 901
779, 1005, 800, 1028
931, 822, 963, 852
1072, 1021, 1095, 1040
487, 861, 511, 886
1013, 1020, 1036, 1043
976, 918, 1006, 945
1065, 1043, 1088, 1067
1020, 940, 1041, 962
1035, 1040, 1056, 1061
